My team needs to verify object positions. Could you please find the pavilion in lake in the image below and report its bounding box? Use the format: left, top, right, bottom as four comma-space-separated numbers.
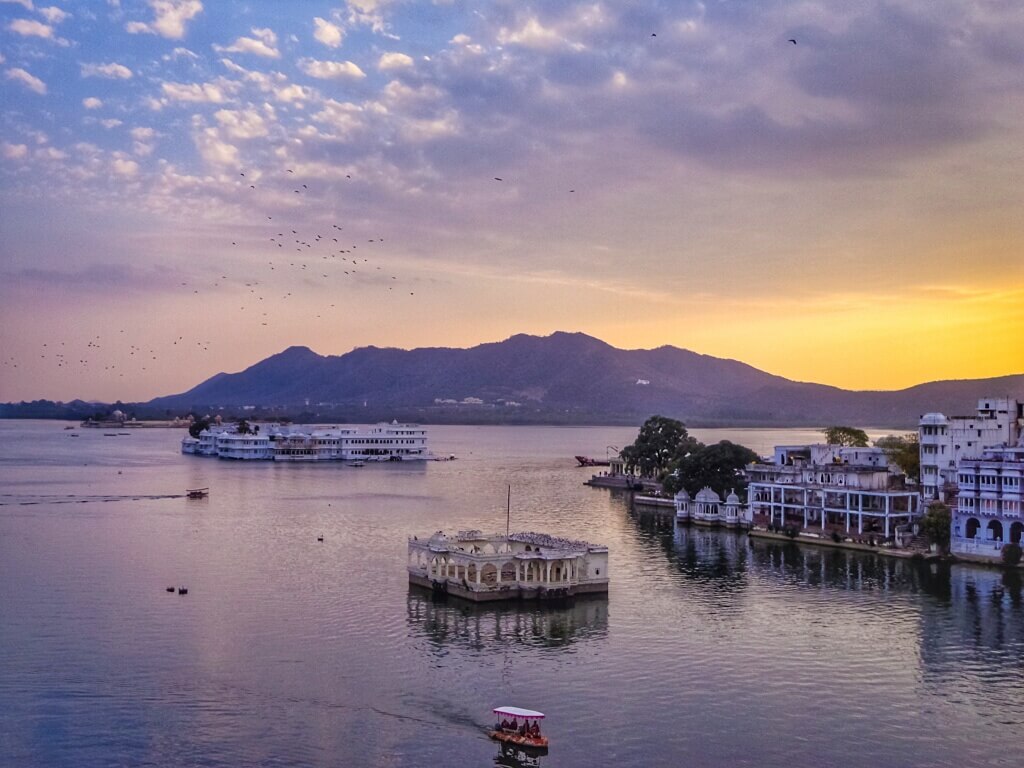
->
407, 530, 609, 602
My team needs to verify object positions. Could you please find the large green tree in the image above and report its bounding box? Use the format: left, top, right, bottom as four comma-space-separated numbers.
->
236, 419, 252, 435
919, 502, 951, 552
188, 418, 210, 439
822, 426, 870, 447
875, 433, 920, 482
620, 415, 701, 478
663, 440, 759, 497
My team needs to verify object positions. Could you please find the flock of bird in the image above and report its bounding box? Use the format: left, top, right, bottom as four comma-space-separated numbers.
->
4, 35, 803, 387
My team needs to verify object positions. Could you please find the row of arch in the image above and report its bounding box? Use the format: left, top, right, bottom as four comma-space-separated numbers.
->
963, 518, 1024, 544
410, 551, 578, 584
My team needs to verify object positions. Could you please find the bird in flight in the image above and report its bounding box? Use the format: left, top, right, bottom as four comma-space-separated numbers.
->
788, 38, 797, 44
494, 177, 502, 181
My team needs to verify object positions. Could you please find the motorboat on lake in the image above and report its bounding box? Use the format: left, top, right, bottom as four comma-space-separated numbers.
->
186, 488, 209, 499
490, 707, 548, 752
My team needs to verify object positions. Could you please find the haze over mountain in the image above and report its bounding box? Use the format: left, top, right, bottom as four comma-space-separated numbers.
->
141, 332, 1023, 427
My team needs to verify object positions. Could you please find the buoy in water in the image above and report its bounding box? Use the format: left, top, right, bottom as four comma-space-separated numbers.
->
317, 535, 324, 542
166, 587, 175, 593
178, 587, 188, 595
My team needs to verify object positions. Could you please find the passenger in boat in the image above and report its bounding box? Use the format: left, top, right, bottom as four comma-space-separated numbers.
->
530, 722, 541, 737
510, 719, 518, 733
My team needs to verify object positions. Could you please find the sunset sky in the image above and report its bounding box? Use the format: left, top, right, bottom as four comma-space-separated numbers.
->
1, 0, 1022, 402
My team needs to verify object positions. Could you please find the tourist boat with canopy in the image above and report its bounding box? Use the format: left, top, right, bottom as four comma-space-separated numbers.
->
490, 707, 548, 752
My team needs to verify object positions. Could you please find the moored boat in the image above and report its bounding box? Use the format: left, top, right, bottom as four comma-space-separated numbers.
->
490, 707, 548, 752
186, 487, 209, 499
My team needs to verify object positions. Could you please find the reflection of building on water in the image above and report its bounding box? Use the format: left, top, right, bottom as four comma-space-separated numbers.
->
494, 740, 544, 768
406, 589, 608, 652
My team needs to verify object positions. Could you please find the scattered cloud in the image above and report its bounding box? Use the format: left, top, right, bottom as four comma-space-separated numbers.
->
111, 156, 139, 176
130, 127, 155, 141
0, 0, 34, 10
213, 107, 271, 139
81, 62, 134, 79
2, 141, 29, 159
37, 6, 69, 24
125, 0, 203, 40
161, 80, 227, 103
313, 17, 343, 48
378, 51, 413, 71
194, 125, 239, 166
298, 58, 365, 80
82, 96, 103, 109
8, 17, 67, 44
5, 67, 47, 94
216, 27, 280, 58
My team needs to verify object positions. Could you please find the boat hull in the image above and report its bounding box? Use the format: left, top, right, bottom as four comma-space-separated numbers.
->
489, 731, 548, 753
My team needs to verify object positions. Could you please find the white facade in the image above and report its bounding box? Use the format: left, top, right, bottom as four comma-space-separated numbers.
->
182, 421, 430, 461
746, 443, 919, 540
407, 530, 609, 601
919, 398, 1023, 501
950, 441, 1024, 561
674, 487, 744, 527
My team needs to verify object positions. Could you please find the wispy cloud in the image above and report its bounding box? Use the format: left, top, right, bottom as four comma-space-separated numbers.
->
5, 67, 46, 94
80, 62, 133, 79
125, 0, 203, 40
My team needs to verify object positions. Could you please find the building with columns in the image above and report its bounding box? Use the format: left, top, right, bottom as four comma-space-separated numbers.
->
407, 530, 609, 602
950, 439, 1024, 561
674, 487, 746, 527
745, 444, 919, 543
919, 398, 1023, 502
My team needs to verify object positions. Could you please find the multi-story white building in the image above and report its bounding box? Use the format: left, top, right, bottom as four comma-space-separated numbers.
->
950, 440, 1024, 561
919, 398, 1023, 501
182, 421, 431, 461
746, 444, 919, 541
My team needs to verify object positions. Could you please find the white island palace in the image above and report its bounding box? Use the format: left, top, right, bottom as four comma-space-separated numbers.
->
408, 530, 609, 602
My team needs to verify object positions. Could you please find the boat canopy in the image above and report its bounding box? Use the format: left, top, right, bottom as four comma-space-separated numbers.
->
493, 707, 544, 720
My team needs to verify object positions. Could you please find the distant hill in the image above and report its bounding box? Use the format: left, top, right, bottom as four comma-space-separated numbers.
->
137, 331, 1024, 428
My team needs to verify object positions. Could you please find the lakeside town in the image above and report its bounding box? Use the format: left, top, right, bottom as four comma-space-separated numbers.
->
586, 396, 1023, 568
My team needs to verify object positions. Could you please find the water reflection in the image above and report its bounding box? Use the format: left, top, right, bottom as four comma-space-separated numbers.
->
493, 741, 545, 767
406, 588, 608, 654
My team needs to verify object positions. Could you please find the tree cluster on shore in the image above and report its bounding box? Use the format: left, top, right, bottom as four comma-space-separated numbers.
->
620, 416, 758, 497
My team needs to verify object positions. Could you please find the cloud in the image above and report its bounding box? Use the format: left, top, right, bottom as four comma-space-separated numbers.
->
213, 107, 271, 139
216, 27, 280, 58
313, 17, 343, 48
37, 6, 68, 23
125, 0, 203, 40
299, 58, 365, 79
161, 80, 227, 103
130, 127, 155, 141
274, 83, 316, 103
81, 62, 133, 79
497, 16, 576, 51
378, 52, 413, 71
82, 96, 103, 109
112, 156, 139, 176
2, 141, 29, 159
194, 126, 239, 166
8, 17, 67, 44
0, 0, 34, 10
100, 118, 122, 128
5, 67, 47, 94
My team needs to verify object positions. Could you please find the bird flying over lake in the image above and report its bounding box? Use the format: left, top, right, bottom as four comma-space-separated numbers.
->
788, 38, 797, 44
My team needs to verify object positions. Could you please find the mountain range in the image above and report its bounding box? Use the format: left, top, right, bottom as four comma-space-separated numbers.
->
136, 332, 1023, 428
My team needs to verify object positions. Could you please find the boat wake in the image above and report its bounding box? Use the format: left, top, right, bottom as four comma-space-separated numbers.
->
0, 493, 186, 506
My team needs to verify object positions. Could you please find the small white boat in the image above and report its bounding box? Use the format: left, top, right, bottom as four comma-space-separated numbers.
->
347, 461, 365, 467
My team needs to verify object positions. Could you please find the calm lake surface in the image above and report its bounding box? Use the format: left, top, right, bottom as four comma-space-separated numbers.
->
1, 421, 1022, 767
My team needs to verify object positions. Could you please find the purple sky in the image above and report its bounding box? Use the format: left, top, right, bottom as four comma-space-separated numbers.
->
1, 0, 1022, 401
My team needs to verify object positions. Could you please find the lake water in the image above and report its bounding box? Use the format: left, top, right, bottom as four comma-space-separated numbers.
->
1, 421, 1022, 767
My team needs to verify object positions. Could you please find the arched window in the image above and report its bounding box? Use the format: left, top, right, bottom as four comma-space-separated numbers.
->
1011, 522, 1023, 545
965, 518, 981, 539
987, 519, 1004, 542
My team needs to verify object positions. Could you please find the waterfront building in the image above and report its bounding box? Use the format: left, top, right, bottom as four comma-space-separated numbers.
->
746, 444, 919, 542
950, 439, 1024, 561
919, 398, 1022, 501
181, 421, 430, 461
407, 530, 609, 602
674, 487, 745, 527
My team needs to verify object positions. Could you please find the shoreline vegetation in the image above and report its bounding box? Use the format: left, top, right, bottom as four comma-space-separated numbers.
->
0, 399, 920, 430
